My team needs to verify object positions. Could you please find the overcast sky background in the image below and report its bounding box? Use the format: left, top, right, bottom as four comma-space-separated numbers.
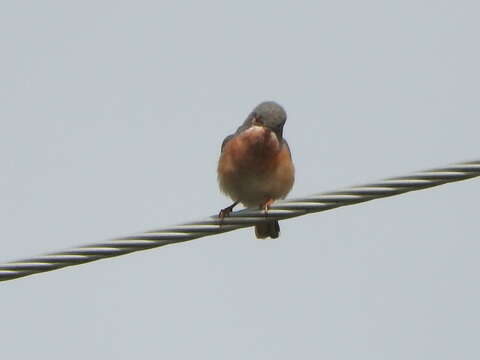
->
1, 1, 479, 359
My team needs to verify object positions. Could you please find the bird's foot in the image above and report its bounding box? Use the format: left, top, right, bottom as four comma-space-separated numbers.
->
260, 198, 275, 216
219, 201, 239, 222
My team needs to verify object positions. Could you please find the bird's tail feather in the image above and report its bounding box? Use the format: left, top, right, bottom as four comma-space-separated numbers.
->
255, 221, 280, 239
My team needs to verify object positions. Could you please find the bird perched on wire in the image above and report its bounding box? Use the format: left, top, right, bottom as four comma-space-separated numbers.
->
217, 101, 295, 239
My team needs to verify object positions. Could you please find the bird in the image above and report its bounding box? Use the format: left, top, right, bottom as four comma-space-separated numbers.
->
217, 101, 295, 239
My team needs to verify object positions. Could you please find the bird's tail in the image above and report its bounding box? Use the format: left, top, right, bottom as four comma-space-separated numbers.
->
255, 221, 280, 239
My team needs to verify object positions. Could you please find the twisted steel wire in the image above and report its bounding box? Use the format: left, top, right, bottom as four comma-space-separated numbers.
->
1, 160, 479, 282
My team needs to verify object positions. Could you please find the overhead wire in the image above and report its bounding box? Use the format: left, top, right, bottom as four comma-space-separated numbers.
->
1, 160, 478, 282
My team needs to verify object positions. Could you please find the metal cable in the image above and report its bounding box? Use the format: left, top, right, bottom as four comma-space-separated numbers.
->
1, 160, 479, 282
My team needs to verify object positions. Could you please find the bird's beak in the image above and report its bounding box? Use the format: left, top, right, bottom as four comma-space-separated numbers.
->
252, 116, 264, 126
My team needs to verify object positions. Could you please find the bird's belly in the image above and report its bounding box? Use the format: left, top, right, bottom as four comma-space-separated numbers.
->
221, 171, 282, 207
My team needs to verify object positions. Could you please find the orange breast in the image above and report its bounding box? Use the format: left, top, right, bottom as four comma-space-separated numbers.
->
218, 127, 295, 207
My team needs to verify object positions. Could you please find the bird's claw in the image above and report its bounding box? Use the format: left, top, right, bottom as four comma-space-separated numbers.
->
218, 201, 239, 223
260, 198, 275, 216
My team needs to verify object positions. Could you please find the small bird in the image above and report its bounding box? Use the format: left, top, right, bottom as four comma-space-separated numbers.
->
217, 101, 295, 239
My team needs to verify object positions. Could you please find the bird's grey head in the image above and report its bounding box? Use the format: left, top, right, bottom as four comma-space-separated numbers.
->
247, 101, 287, 139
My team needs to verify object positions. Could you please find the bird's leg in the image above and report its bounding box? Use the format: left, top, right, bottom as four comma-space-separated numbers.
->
219, 201, 239, 221
260, 198, 275, 216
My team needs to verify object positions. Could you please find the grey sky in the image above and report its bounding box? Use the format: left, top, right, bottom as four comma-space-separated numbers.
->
1, 1, 479, 359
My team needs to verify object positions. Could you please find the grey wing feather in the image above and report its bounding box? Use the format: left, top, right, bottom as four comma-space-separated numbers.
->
221, 134, 235, 152
220, 113, 253, 152
282, 139, 292, 158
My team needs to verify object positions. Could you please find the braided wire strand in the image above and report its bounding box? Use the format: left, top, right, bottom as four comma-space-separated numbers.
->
1, 160, 479, 282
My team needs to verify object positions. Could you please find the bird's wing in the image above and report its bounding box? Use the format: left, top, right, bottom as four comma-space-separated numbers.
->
282, 139, 293, 158
221, 134, 235, 152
